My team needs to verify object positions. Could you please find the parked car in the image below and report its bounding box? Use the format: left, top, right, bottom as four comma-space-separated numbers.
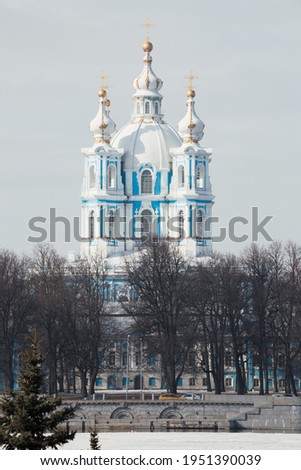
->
182, 393, 202, 400
158, 393, 184, 401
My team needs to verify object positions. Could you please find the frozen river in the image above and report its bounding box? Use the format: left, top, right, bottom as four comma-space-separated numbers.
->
63, 431, 301, 450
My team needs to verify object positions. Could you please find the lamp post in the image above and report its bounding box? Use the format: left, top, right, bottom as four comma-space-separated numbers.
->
140, 337, 143, 399
126, 335, 130, 401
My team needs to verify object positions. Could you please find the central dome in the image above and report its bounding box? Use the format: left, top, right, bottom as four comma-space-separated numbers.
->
111, 119, 182, 170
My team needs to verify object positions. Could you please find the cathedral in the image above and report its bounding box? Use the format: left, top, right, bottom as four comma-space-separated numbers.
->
80, 36, 214, 265
79, 33, 216, 391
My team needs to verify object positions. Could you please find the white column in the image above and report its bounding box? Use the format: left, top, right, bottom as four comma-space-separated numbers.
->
102, 156, 107, 192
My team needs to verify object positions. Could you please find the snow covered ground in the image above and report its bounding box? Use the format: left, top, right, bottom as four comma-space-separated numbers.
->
63, 432, 301, 450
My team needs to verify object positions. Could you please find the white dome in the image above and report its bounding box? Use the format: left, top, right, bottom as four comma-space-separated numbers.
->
111, 119, 182, 170
89, 92, 116, 143
177, 93, 204, 143
132, 50, 163, 99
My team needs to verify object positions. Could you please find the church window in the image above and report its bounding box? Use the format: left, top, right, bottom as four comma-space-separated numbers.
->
149, 377, 156, 386
225, 352, 233, 367
135, 351, 141, 366
225, 377, 233, 387
95, 377, 103, 386
107, 375, 116, 389
89, 211, 94, 239
122, 352, 127, 367
189, 377, 196, 386
178, 165, 185, 188
109, 352, 115, 366
145, 101, 150, 114
196, 209, 203, 239
178, 210, 184, 238
253, 378, 259, 388
108, 210, 115, 239
196, 164, 204, 189
154, 101, 159, 114
141, 209, 152, 242
108, 165, 116, 189
105, 284, 111, 301
141, 169, 152, 194
89, 166, 96, 188
177, 377, 183, 386
148, 354, 157, 366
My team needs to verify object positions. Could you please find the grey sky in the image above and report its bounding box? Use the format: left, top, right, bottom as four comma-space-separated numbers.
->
0, 0, 300, 256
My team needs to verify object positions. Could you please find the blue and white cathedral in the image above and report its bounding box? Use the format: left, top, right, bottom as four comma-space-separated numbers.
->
80, 37, 214, 263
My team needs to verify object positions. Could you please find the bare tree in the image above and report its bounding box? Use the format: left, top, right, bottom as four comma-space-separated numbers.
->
63, 255, 112, 397
270, 242, 301, 395
212, 254, 250, 394
0, 250, 33, 390
193, 255, 228, 394
31, 245, 68, 395
242, 244, 275, 395
121, 241, 198, 394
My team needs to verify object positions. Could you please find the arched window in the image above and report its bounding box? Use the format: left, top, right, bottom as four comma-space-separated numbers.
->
196, 164, 204, 189
141, 169, 152, 194
108, 353, 115, 366
108, 165, 116, 189
178, 210, 184, 239
89, 166, 96, 188
89, 210, 94, 239
141, 209, 152, 242
135, 352, 141, 366
225, 377, 233, 387
225, 352, 233, 367
107, 375, 116, 389
145, 101, 150, 114
196, 209, 203, 239
154, 101, 159, 114
122, 352, 127, 367
108, 210, 114, 239
178, 165, 185, 188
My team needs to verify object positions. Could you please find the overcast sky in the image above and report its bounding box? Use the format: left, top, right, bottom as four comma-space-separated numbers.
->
0, 0, 300, 257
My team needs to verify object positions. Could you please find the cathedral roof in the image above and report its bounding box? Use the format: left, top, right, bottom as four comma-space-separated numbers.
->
89, 88, 116, 144
132, 40, 163, 99
86, 37, 209, 168
111, 39, 182, 170
111, 118, 182, 170
177, 88, 205, 144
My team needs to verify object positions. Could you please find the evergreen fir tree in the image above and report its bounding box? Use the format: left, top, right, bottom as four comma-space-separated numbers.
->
89, 426, 101, 450
0, 339, 77, 449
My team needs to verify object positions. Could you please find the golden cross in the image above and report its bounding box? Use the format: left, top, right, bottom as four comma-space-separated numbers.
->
185, 70, 198, 90
97, 69, 110, 90
140, 16, 156, 40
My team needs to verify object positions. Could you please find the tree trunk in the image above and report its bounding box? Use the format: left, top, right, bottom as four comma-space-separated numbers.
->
259, 363, 264, 395
202, 346, 212, 392
89, 369, 98, 396
234, 350, 246, 395
80, 371, 88, 397
272, 341, 279, 393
